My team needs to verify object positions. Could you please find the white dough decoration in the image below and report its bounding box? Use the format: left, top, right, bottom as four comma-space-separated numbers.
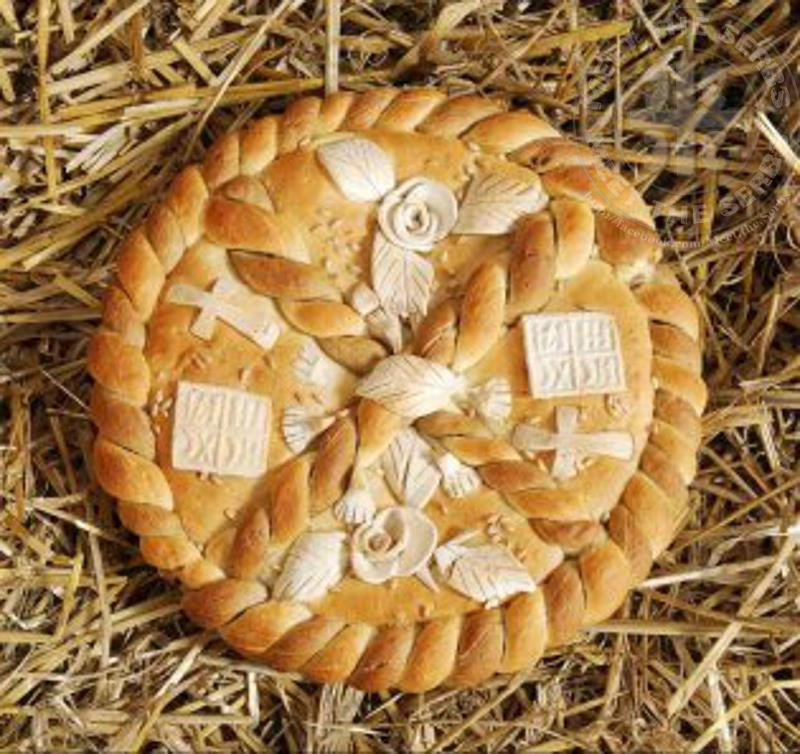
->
371, 232, 435, 319
171, 381, 271, 477
381, 428, 441, 510
512, 405, 634, 480
434, 532, 536, 608
521, 311, 626, 398
273, 531, 348, 602
350, 507, 438, 586
453, 172, 547, 235
292, 339, 326, 385
317, 137, 460, 322
436, 453, 480, 499
377, 176, 458, 252
333, 484, 377, 526
356, 354, 465, 420
166, 278, 280, 351
317, 137, 395, 202
464, 377, 512, 423
281, 405, 337, 454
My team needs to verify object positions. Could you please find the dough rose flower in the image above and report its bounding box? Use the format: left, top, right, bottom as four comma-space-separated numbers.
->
377, 177, 458, 252
351, 507, 437, 584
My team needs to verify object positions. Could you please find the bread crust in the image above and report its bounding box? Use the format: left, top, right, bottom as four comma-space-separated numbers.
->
88, 88, 705, 691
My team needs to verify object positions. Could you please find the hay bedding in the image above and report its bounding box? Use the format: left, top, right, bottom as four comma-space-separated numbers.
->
0, 0, 799, 750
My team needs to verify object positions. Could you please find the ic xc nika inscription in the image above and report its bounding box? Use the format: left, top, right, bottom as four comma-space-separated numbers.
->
522, 312, 626, 398
171, 381, 271, 477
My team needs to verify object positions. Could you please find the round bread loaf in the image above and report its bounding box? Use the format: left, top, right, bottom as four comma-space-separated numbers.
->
89, 88, 706, 691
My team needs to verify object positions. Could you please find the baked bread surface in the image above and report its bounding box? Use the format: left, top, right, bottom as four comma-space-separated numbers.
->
89, 88, 705, 691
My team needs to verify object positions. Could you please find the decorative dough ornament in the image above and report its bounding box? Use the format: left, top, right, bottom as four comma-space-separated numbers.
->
88, 88, 706, 693
512, 405, 634, 480
273, 531, 348, 602
166, 278, 280, 350
434, 532, 537, 608
171, 381, 270, 477
522, 311, 626, 398
351, 507, 438, 585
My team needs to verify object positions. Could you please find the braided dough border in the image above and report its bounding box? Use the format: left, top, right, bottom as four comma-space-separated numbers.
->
89, 88, 706, 691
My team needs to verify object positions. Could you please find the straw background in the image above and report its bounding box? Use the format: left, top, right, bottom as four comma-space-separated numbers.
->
1, 1, 799, 751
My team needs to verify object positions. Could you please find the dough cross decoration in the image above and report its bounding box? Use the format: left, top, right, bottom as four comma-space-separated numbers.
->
166, 278, 279, 350
512, 405, 634, 480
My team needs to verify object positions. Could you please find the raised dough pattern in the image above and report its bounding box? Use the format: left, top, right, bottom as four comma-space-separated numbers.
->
356, 355, 465, 420
166, 278, 279, 350
434, 534, 536, 608
522, 312, 626, 398
381, 428, 441, 509
171, 381, 270, 477
317, 137, 395, 202
454, 172, 547, 235
273, 531, 348, 602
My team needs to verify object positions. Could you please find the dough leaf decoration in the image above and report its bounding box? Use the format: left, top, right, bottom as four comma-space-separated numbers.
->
381, 428, 442, 509
356, 354, 465, 419
434, 533, 536, 608
316, 137, 395, 202
273, 531, 348, 602
453, 172, 547, 235
371, 231, 435, 319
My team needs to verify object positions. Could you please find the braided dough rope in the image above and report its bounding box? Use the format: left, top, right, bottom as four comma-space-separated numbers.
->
89, 88, 705, 691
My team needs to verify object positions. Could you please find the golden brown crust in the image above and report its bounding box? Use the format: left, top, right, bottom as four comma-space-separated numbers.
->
280, 300, 366, 338
447, 609, 504, 687
595, 211, 662, 267
414, 298, 458, 364
309, 417, 357, 513
270, 455, 311, 543
349, 624, 415, 691
499, 590, 547, 672
90, 387, 154, 459
550, 198, 595, 280
88, 87, 706, 693
507, 212, 555, 321
542, 562, 585, 647
465, 111, 558, 153
399, 616, 460, 692
319, 336, 387, 374
453, 261, 507, 372
230, 251, 340, 301
513, 137, 602, 172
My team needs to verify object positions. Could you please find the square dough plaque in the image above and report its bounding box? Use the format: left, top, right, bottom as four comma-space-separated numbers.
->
522, 312, 626, 398
171, 381, 270, 477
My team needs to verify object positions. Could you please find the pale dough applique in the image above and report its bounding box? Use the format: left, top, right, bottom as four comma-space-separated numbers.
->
317, 137, 459, 320
292, 339, 326, 385
281, 405, 339, 454
317, 137, 395, 202
512, 405, 634, 480
273, 531, 348, 602
433, 532, 536, 608
436, 453, 480, 499
462, 377, 512, 423
356, 354, 465, 420
453, 172, 547, 235
348, 282, 403, 353
171, 381, 271, 477
350, 507, 438, 586
521, 311, 626, 398
380, 428, 442, 510
166, 278, 280, 351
